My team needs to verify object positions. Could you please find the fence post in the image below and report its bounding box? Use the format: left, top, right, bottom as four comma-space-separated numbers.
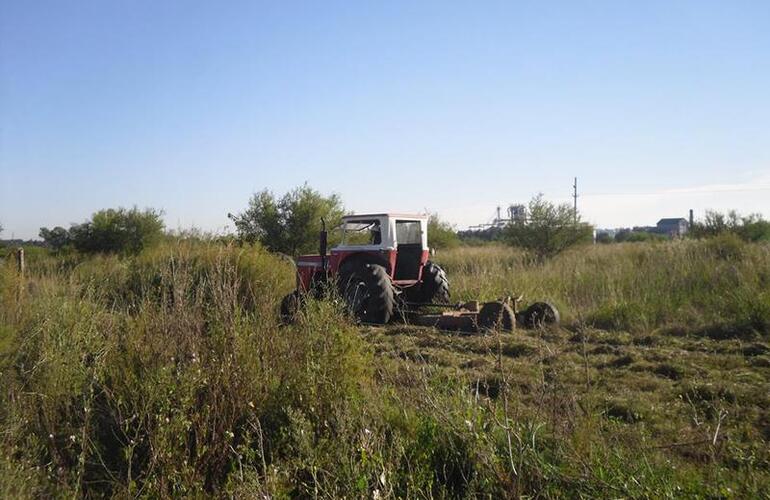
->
16, 247, 25, 277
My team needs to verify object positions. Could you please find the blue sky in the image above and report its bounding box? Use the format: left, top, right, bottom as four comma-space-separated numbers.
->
1, 0, 769, 239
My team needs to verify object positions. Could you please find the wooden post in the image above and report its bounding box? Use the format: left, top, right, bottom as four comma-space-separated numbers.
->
16, 247, 25, 276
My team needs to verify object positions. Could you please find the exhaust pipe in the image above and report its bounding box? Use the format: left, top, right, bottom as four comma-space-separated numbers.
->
319, 218, 328, 271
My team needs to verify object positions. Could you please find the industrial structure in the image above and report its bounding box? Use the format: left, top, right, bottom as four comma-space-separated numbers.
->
467, 204, 528, 231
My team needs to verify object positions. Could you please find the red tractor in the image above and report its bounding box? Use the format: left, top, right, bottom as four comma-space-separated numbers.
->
281, 213, 449, 324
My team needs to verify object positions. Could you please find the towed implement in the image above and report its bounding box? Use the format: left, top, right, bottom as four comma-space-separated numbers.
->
280, 213, 558, 333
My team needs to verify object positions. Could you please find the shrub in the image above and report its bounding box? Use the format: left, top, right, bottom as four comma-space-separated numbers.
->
38, 226, 70, 252
233, 184, 344, 256
691, 210, 770, 242
46, 207, 165, 255
427, 213, 459, 250
0, 241, 366, 497
502, 194, 593, 259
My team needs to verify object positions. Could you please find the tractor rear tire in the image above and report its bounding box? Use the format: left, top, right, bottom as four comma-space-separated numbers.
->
338, 263, 395, 324
416, 261, 450, 304
477, 302, 516, 332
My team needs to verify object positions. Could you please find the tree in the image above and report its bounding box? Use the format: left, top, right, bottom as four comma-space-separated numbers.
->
233, 185, 344, 256
690, 210, 770, 242
502, 194, 593, 258
69, 207, 165, 254
427, 214, 460, 250
39, 226, 71, 252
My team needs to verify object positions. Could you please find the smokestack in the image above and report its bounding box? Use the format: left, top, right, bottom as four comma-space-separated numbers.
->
689, 209, 694, 227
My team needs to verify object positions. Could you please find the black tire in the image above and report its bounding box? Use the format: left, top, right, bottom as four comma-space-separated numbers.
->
477, 301, 516, 332
280, 291, 301, 324
522, 302, 560, 328
415, 261, 450, 304
338, 263, 395, 324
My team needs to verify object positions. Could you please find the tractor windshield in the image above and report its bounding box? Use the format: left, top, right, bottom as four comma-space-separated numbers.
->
395, 220, 422, 245
341, 220, 382, 246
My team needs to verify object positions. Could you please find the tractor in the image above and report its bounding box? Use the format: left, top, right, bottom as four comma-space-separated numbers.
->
281, 213, 448, 324
280, 213, 559, 332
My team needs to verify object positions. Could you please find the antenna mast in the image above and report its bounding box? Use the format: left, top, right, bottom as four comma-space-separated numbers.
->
573, 177, 578, 225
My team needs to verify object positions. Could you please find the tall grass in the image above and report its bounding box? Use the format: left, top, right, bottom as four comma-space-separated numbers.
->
0, 242, 513, 497
439, 238, 770, 337
1, 238, 768, 497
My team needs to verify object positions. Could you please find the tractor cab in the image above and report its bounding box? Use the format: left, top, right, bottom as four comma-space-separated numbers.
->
294, 213, 430, 294
331, 214, 429, 284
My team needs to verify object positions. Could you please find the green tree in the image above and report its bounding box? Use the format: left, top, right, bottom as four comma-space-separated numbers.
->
233, 185, 344, 255
70, 207, 165, 254
39, 226, 71, 252
690, 210, 770, 242
427, 213, 459, 250
503, 194, 593, 258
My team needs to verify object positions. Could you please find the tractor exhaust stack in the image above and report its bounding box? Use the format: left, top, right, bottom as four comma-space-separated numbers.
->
319, 218, 328, 271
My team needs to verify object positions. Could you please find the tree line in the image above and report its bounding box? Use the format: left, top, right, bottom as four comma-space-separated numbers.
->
33, 184, 770, 258
35, 186, 461, 257
38, 207, 165, 254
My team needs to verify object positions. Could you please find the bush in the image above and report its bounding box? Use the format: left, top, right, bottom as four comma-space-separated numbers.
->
233, 184, 344, 256
40, 207, 164, 255
691, 210, 770, 242
427, 214, 459, 250
0, 241, 366, 497
38, 226, 70, 252
503, 194, 593, 259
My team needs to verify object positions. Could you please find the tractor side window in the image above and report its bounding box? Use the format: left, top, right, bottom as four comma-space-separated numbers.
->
395, 221, 421, 245
342, 220, 381, 246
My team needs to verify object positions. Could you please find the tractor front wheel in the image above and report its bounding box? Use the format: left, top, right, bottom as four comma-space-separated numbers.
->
338, 263, 395, 324
414, 261, 450, 304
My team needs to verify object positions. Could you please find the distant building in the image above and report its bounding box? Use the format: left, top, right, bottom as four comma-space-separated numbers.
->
595, 228, 617, 238
656, 218, 689, 237
508, 204, 527, 223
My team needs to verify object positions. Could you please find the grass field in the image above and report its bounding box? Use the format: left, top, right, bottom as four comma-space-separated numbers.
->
1, 239, 769, 497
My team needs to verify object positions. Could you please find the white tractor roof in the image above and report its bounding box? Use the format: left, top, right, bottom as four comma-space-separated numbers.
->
342, 213, 428, 221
